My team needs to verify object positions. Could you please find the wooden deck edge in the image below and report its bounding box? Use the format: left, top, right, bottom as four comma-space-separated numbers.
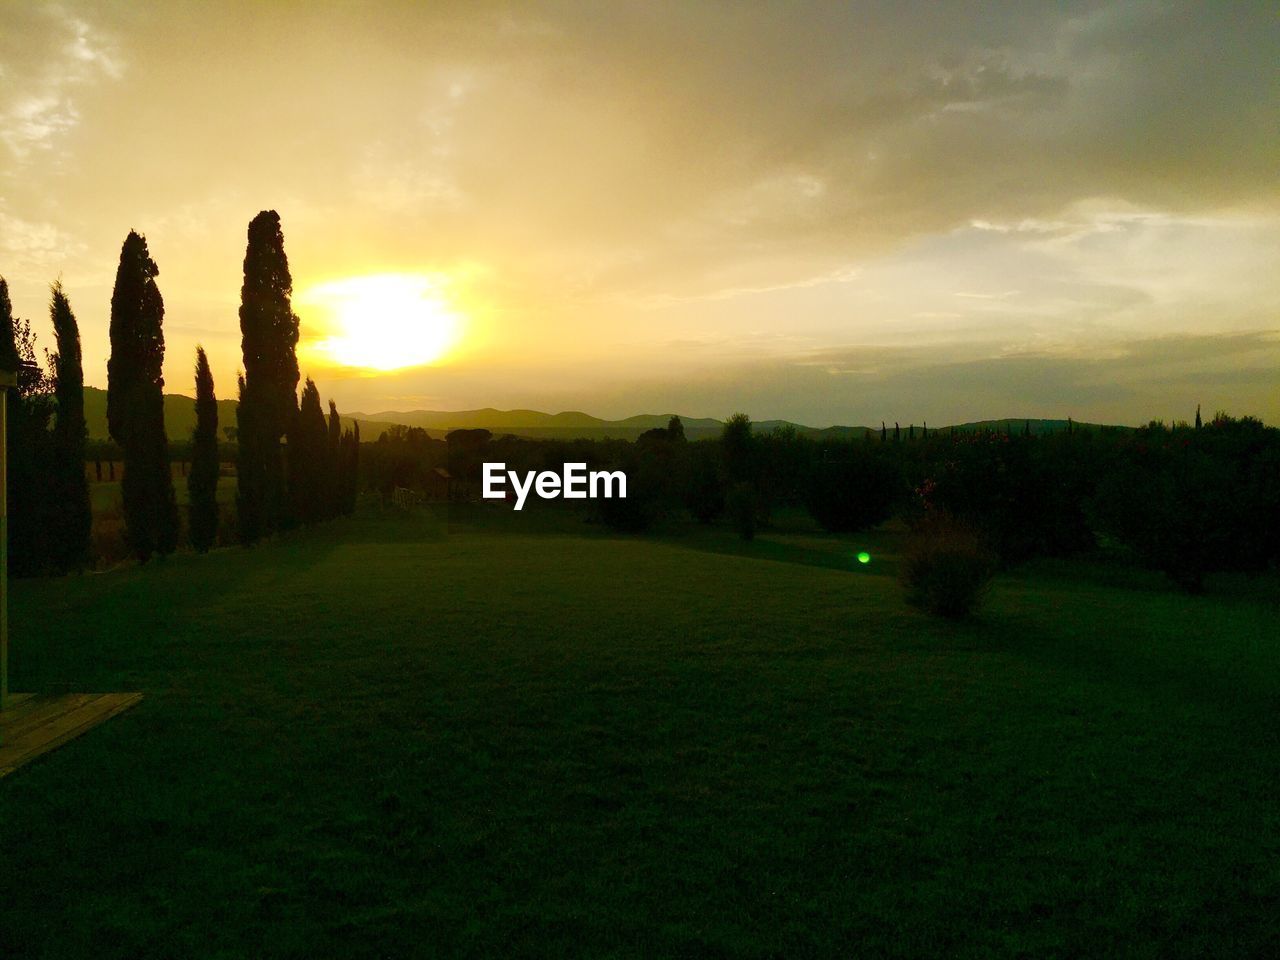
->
0, 692, 143, 779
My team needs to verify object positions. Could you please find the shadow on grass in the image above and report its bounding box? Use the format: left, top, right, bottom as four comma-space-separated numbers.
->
654, 521, 907, 581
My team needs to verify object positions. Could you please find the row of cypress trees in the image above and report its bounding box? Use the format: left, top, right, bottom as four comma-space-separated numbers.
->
2, 209, 360, 572
234, 210, 359, 545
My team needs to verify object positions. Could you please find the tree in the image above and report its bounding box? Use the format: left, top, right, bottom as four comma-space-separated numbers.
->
722, 413, 754, 484
108, 232, 179, 562
1195, 404, 1202, 430
667, 415, 685, 441
234, 372, 263, 541
237, 210, 300, 541
805, 443, 900, 533
290, 378, 328, 524
1, 278, 56, 576
327, 399, 341, 518
338, 421, 360, 514
49, 283, 92, 571
188, 347, 220, 552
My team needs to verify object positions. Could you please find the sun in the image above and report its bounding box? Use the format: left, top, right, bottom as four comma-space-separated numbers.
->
298, 273, 463, 372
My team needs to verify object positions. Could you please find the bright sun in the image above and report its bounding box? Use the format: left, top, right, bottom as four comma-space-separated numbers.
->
299, 273, 463, 372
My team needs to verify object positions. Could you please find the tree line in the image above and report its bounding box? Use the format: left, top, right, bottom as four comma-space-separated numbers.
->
368, 409, 1279, 595
1, 210, 359, 576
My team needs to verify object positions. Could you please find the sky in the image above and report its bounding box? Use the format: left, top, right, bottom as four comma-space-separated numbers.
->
1, 0, 1277, 426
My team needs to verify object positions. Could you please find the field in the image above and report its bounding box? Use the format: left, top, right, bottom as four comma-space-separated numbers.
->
2, 506, 1278, 957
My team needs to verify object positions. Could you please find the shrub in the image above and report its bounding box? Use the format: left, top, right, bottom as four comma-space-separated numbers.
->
901, 514, 997, 618
726, 482, 757, 541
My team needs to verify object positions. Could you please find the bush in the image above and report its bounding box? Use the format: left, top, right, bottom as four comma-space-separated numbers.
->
901, 514, 997, 618
725, 482, 757, 541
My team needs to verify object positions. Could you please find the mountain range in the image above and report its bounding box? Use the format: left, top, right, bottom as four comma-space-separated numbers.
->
81, 386, 1117, 444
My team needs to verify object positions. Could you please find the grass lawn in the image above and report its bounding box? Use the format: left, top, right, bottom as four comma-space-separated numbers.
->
2, 505, 1277, 957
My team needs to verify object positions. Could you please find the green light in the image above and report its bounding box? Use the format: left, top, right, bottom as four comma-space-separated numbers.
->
857, 551, 871, 564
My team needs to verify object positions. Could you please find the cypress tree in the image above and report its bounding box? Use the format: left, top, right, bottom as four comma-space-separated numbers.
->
295, 378, 327, 527
238, 210, 299, 541
880, 421, 886, 443
327, 399, 341, 518
291, 378, 327, 524
1195, 404, 1202, 430
234, 372, 263, 542
108, 232, 179, 562
49, 282, 92, 570
0, 277, 18, 370
908, 423, 915, 441
1, 278, 57, 575
922, 421, 928, 440
188, 347, 220, 552
342, 421, 360, 514
894, 422, 900, 443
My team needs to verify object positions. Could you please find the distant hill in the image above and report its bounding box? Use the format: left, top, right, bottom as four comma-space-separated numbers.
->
80, 387, 1125, 443
347, 407, 727, 440
82, 387, 399, 444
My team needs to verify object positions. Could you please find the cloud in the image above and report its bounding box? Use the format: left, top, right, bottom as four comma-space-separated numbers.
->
0, 4, 123, 162
0, 1, 1276, 424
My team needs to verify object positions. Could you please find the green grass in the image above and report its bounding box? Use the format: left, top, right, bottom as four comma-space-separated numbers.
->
2, 506, 1278, 957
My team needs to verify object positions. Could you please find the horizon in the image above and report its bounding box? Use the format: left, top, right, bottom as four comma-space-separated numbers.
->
77, 381, 1165, 435
2, 2, 1277, 425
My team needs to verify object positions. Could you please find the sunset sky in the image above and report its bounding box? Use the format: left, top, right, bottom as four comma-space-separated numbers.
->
1, 1, 1276, 425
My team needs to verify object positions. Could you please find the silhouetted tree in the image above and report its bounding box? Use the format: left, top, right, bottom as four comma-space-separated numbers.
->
685, 440, 724, 523
1, 278, 56, 575
108, 232, 179, 562
188, 347, 219, 552
237, 210, 299, 541
0, 277, 18, 371
909, 423, 915, 441
290, 378, 328, 524
327, 399, 342, 518
344, 421, 361, 513
721, 413, 755, 484
667, 415, 685, 441
1195, 404, 1202, 430
806, 445, 900, 533
49, 283, 92, 570
880, 421, 887, 443
894, 422, 901, 443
